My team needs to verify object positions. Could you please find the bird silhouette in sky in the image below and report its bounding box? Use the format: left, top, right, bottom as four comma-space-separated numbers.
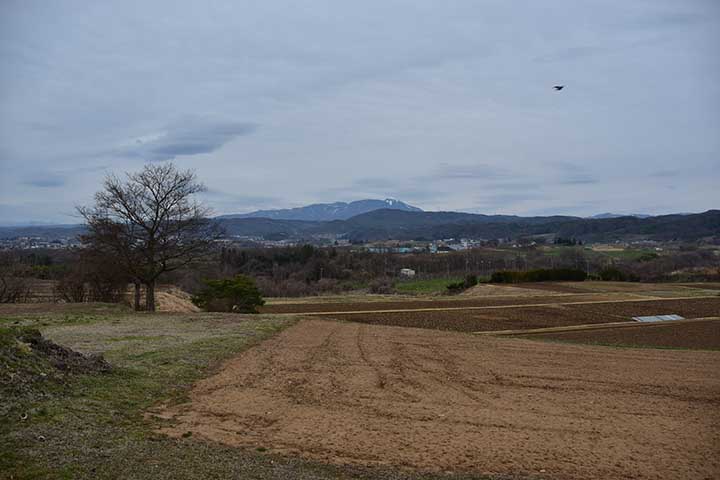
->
553, 85, 565, 91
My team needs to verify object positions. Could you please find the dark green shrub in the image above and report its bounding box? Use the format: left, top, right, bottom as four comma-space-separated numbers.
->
446, 281, 466, 293
446, 274, 480, 294
192, 275, 265, 313
598, 267, 639, 282
599, 266, 626, 281
369, 278, 395, 294
637, 252, 659, 262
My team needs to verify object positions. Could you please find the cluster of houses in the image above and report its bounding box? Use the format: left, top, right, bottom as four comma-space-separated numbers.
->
364, 238, 487, 254
0, 236, 78, 251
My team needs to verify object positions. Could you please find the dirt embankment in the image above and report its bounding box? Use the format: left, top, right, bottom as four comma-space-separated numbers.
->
158, 319, 720, 480
1, 327, 111, 418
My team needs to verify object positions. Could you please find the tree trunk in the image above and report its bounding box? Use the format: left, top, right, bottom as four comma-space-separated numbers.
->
133, 280, 141, 311
145, 280, 156, 312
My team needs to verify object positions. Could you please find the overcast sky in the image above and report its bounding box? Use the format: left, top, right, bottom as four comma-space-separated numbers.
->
1, 0, 718, 224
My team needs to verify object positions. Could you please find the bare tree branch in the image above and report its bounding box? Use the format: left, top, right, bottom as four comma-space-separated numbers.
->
78, 162, 220, 311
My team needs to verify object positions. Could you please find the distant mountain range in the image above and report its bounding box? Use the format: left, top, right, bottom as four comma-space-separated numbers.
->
217, 198, 422, 222
216, 209, 720, 243
1, 203, 718, 244
588, 213, 653, 219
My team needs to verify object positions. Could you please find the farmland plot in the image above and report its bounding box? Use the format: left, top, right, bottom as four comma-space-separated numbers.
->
158, 319, 720, 480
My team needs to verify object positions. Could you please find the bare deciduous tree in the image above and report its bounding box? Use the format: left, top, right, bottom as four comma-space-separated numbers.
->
0, 252, 31, 303
79, 162, 219, 311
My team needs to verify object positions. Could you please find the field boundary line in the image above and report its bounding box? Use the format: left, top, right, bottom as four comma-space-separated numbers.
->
474, 317, 720, 336
284, 295, 720, 316
265, 292, 610, 306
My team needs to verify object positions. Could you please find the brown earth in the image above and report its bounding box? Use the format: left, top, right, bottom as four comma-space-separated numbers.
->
313, 297, 720, 333
260, 293, 649, 314
153, 286, 200, 313
157, 319, 720, 480
494, 282, 590, 294
678, 282, 720, 291
519, 318, 720, 350
459, 283, 567, 296
566, 297, 720, 320
338, 305, 614, 332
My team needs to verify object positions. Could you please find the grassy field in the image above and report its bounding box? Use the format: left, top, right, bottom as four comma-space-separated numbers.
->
394, 277, 462, 294
0, 305, 490, 480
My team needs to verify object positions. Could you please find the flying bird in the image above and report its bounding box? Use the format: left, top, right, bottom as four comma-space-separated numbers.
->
553, 85, 565, 91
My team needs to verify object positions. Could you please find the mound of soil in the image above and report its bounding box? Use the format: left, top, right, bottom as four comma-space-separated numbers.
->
0, 328, 111, 417
155, 286, 200, 313
15, 329, 111, 374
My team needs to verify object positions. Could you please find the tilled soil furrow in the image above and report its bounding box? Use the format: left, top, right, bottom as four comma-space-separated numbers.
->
158, 319, 720, 480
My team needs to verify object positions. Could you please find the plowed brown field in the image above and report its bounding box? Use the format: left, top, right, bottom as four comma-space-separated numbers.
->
158, 319, 720, 480
318, 297, 720, 333
566, 297, 720, 319
339, 305, 614, 332
521, 318, 720, 350
260, 293, 636, 314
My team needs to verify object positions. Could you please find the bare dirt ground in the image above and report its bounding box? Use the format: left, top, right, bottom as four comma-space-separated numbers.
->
338, 305, 616, 332
460, 284, 565, 296
677, 282, 720, 291
261, 283, 717, 309
273, 297, 720, 333
158, 319, 720, 480
260, 292, 652, 314
518, 318, 720, 350
566, 297, 720, 320
490, 283, 590, 294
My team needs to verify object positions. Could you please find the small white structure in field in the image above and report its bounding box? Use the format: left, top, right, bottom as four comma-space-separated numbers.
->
399, 268, 416, 278
632, 314, 684, 322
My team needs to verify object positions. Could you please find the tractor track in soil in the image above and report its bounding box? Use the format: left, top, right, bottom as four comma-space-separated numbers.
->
157, 319, 720, 480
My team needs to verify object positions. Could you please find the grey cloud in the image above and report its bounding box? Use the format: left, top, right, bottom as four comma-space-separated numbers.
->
22, 173, 66, 188
535, 46, 606, 63
524, 201, 601, 216
636, 12, 707, 29
550, 162, 600, 186
200, 189, 280, 214
558, 175, 599, 185
432, 163, 508, 180
119, 119, 257, 162
392, 189, 448, 203
352, 178, 397, 190
469, 192, 546, 212
202, 189, 278, 204
649, 169, 681, 178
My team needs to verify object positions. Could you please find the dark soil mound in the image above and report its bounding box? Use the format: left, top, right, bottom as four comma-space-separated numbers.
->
15, 329, 111, 374
0, 327, 111, 418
